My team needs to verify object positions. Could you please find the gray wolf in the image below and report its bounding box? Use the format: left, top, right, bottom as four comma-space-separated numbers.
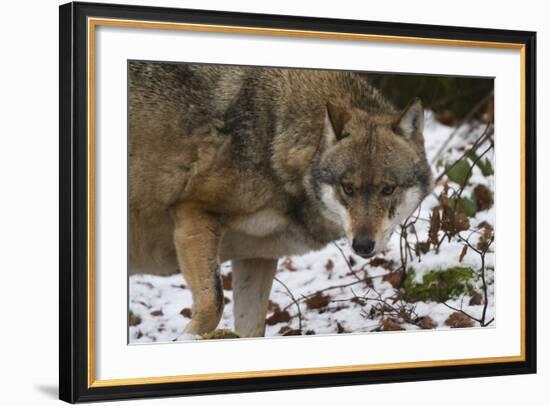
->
128, 61, 433, 338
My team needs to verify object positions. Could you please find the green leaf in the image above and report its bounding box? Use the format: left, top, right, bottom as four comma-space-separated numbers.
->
468, 151, 494, 176
446, 159, 472, 186
479, 158, 494, 176
462, 197, 478, 217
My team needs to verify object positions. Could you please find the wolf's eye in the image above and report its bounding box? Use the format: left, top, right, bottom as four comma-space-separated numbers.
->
381, 185, 396, 196
342, 183, 355, 196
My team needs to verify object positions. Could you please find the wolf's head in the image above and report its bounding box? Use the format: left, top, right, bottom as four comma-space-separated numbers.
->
310, 97, 433, 258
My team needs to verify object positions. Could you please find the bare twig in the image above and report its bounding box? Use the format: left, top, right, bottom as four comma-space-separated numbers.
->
274, 276, 302, 332
440, 301, 483, 324
280, 278, 364, 312
455, 143, 493, 198
453, 233, 494, 326
435, 123, 493, 183
431, 91, 494, 165
332, 242, 362, 281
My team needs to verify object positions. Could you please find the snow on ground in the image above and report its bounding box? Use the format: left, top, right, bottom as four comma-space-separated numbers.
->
129, 111, 495, 343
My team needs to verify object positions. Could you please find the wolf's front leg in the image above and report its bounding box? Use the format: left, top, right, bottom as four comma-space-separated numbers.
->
173, 203, 224, 336
232, 258, 278, 337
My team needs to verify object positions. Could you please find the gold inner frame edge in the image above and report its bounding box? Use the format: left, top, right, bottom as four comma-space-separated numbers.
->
86, 17, 527, 388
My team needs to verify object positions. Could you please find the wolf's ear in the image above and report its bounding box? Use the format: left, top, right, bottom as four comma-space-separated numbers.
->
393, 98, 424, 141
324, 101, 351, 146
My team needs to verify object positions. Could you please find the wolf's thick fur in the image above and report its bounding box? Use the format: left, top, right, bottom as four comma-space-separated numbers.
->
129, 62, 432, 337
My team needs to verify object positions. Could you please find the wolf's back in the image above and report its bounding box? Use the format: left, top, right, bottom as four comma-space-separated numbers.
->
128, 62, 249, 128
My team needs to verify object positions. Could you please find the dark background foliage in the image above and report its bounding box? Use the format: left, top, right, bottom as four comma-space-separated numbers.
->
365, 73, 494, 126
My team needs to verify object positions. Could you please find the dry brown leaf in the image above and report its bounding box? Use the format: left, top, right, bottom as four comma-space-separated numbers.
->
417, 316, 437, 329
325, 259, 334, 271
382, 271, 403, 289
305, 292, 331, 310
469, 292, 483, 306
429, 207, 441, 245
129, 313, 142, 326
369, 257, 396, 270
266, 310, 291, 325
474, 184, 494, 211
221, 273, 232, 290
459, 245, 468, 262
380, 318, 405, 331
445, 312, 474, 328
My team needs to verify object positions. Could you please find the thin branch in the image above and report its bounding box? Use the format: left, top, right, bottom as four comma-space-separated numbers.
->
332, 242, 362, 281
440, 301, 483, 324
274, 276, 302, 332
435, 123, 493, 183
431, 91, 494, 165
456, 143, 494, 198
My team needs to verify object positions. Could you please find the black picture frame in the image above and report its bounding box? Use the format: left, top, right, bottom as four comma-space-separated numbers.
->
59, 1, 537, 403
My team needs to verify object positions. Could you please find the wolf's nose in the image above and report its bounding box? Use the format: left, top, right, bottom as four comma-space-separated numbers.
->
352, 237, 375, 258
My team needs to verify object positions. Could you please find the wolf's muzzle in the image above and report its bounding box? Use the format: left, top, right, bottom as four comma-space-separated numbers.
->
351, 237, 376, 258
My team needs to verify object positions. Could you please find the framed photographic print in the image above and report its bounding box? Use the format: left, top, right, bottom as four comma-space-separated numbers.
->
59, 1, 537, 403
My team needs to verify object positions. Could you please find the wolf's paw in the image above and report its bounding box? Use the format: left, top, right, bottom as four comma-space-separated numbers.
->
201, 329, 241, 340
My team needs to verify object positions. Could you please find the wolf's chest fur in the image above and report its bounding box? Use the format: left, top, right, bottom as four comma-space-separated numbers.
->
228, 209, 289, 237
220, 206, 331, 260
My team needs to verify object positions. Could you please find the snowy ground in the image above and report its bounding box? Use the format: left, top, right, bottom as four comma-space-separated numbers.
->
129, 111, 495, 343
